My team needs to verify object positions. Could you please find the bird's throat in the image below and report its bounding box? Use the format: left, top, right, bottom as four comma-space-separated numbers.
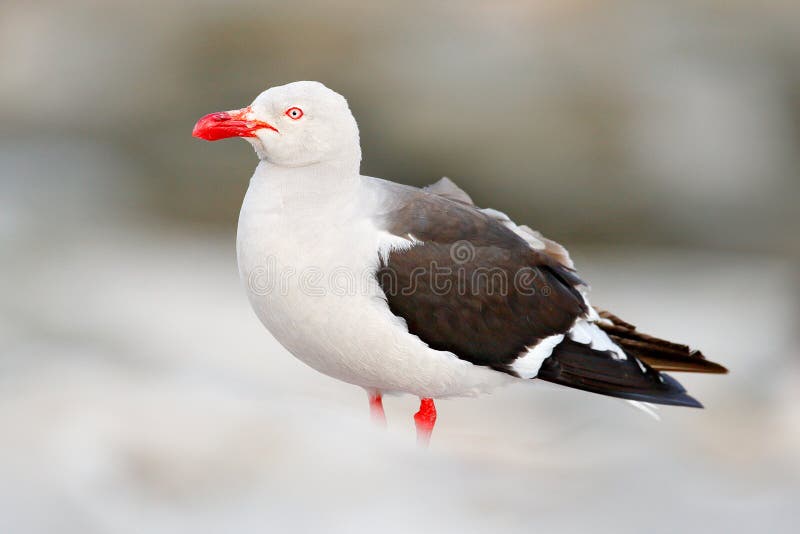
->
253, 159, 361, 206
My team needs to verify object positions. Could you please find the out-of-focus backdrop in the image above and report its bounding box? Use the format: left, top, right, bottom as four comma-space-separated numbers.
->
1, 1, 798, 532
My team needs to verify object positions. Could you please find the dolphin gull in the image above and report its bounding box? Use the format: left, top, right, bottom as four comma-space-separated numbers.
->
193, 81, 727, 445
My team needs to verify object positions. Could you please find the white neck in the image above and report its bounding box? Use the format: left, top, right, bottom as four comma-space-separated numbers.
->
245, 157, 362, 219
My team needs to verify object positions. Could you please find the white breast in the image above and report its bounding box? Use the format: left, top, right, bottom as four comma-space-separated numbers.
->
236, 164, 512, 398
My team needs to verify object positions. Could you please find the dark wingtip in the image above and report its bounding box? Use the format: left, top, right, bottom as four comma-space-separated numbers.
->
709, 363, 729, 374
604, 373, 705, 408
688, 350, 729, 374
705, 360, 729, 374
657, 373, 704, 408
618, 389, 704, 408
671, 393, 704, 409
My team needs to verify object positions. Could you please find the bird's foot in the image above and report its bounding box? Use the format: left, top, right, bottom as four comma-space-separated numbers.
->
368, 391, 387, 427
414, 398, 437, 447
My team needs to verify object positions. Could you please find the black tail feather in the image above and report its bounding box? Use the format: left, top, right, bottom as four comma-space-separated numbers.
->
536, 338, 703, 408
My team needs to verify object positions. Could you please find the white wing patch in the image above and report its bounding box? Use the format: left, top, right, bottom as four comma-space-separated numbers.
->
480, 208, 547, 251
376, 230, 419, 264
568, 318, 627, 360
511, 334, 565, 378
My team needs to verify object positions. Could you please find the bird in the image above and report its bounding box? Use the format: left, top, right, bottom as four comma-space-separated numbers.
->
193, 81, 727, 445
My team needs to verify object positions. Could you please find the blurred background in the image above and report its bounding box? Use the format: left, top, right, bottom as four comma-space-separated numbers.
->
1, 0, 798, 532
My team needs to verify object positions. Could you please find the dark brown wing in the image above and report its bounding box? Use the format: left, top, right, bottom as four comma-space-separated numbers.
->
372, 179, 720, 407
375, 186, 587, 372
595, 309, 728, 374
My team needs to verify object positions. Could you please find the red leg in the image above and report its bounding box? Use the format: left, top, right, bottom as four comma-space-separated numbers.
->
368, 391, 386, 427
414, 398, 437, 446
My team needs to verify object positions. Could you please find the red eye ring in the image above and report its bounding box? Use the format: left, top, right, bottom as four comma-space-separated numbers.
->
285, 107, 303, 120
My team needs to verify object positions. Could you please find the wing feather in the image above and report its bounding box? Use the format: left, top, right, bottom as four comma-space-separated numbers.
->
371, 177, 724, 407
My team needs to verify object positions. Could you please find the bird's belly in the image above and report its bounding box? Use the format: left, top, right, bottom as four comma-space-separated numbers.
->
236, 215, 511, 397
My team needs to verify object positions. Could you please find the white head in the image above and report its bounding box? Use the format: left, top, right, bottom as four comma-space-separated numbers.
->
193, 81, 360, 169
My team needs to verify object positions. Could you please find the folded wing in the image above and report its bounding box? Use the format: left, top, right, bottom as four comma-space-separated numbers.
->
372, 177, 725, 407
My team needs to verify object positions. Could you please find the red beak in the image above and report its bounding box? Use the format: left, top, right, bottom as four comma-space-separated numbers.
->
192, 106, 278, 141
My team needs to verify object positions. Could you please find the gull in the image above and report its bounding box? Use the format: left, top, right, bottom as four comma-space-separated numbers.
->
193, 81, 726, 445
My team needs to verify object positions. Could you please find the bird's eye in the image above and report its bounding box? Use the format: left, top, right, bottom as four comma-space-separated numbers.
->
285, 107, 304, 120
